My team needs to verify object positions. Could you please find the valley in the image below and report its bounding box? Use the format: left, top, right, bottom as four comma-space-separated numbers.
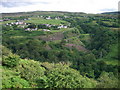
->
1, 11, 119, 88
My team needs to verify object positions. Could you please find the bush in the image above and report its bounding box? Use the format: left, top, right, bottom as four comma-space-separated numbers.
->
15, 60, 45, 82
2, 68, 30, 88
2, 46, 12, 57
37, 66, 97, 88
11, 77, 30, 88
3, 54, 20, 67
2, 77, 30, 88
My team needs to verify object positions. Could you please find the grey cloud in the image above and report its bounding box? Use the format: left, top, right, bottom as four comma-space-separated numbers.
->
1, 1, 50, 8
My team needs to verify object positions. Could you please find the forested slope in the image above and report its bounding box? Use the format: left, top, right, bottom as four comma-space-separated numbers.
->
2, 46, 119, 88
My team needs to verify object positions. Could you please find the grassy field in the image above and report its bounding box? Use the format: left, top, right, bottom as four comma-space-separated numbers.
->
4, 30, 47, 37
50, 28, 72, 33
105, 60, 119, 66
25, 17, 68, 25
97, 44, 119, 66
0, 20, 16, 24
105, 44, 118, 59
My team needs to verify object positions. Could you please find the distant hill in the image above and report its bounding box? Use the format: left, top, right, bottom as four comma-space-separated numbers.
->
101, 11, 120, 15
1, 11, 86, 17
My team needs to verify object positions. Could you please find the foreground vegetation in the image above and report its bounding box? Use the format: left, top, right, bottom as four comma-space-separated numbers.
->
2, 46, 119, 88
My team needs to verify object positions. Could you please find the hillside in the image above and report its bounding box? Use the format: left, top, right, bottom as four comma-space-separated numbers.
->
101, 11, 120, 15
1, 11, 119, 88
2, 46, 119, 88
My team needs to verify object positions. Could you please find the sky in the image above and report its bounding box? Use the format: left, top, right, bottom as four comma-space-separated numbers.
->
0, 0, 119, 14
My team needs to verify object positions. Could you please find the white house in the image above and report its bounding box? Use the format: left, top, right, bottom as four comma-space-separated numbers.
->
15, 22, 19, 25
35, 28, 38, 30
63, 26, 68, 28
46, 16, 51, 20
11, 22, 14, 24
25, 28, 30, 31
18, 22, 24, 25
6, 23, 9, 25
25, 28, 38, 31
42, 29, 50, 31
58, 25, 68, 29
0, 20, 3, 22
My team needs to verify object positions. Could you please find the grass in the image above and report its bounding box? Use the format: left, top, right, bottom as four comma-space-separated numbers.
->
110, 28, 119, 30
98, 58, 119, 66
97, 44, 119, 66
50, 28, 71, 33
79, 34, 90, 41
103, 21, 114, 26
0, 20, 16, 24
67, 37, 84, 46
105, 44, 118, 59
4, 30, 46, 37
105, 60, 119, 66
48, 40, 62, 45
25, 18, 68, 25
10, 36, 28, 39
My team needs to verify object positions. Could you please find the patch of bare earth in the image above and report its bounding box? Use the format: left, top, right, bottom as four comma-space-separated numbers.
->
44, 45, 52, 50
64, 43, 87, 51
37, 32, 64, 41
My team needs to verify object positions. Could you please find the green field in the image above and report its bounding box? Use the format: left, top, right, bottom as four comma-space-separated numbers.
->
50, 28, 72, 33
98, 44, 119, 66
0, 20, 16, 24
4, 30, 47, 37
25, 17, 68, 25
105, 60, 119, 66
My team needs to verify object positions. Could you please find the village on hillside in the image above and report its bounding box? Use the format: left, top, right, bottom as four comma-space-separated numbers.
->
1, 15, 70, 31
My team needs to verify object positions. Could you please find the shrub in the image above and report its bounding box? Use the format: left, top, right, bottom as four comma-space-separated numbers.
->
11, 77, 30, 88
2, 68, 30, 88
15, 59, 45, 82
2, 77, 30, 88
2, 46, 12, 57
37, 66, 97, 88
3, 54, 20, 67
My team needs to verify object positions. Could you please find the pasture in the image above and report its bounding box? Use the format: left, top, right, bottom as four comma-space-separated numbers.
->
25, 17, 68, 25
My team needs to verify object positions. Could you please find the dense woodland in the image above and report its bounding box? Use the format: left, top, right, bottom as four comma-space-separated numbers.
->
1, 11, 120, 88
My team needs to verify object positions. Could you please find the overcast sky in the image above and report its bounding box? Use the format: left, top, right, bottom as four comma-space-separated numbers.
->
0, 0, 119, 14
